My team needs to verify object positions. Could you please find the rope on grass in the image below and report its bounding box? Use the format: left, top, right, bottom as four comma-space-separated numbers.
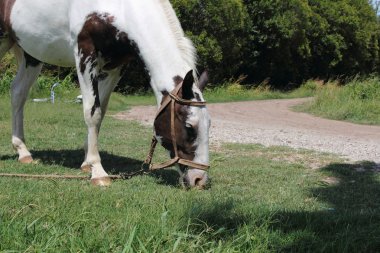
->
0, 173, 139, 180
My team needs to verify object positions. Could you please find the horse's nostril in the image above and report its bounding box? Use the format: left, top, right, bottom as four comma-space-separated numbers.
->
183, 169, 209, 189
194, 177, 202, 186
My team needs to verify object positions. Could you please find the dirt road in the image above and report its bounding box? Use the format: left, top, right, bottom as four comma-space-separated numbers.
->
114, 98, 380, 163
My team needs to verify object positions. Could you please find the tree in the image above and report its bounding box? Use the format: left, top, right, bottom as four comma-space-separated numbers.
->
241, 0, 380, 86
172, 0, 250, 82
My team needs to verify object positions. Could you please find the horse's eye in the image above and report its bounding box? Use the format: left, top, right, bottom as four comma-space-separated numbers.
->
185, 123, 197, 142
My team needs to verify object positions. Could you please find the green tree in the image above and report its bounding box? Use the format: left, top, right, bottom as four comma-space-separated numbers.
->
242, 0, 315, 86
242, 0, 380, 86
172, 0, 250, 82
309, 0, 380, 76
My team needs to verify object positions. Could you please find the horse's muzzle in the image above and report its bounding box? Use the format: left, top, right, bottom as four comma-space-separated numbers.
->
183, 168, 210, 189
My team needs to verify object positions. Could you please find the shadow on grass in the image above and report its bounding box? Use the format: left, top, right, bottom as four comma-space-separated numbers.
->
0, 149, 180, 187
180, 162, 380, 252
184, 199, 249, 239
0, 154, 18, 161
270, 162, 380, 252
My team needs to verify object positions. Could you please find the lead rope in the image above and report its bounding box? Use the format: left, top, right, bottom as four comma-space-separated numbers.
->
143, 136, 158, 166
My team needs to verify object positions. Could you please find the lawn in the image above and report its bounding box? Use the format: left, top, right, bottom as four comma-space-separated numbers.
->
0, 94, 379, 252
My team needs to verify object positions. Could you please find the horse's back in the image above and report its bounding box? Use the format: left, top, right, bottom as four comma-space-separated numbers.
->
2, 0, 181, 68
7, 0, 75, 66
2, 0, 122, 66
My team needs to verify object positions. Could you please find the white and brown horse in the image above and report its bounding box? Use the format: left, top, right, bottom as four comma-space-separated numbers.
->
0, 0, 210, 188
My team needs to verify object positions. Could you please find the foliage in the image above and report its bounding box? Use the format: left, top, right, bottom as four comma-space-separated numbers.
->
29, 74, 78, 99
173, 0, 380, 87
172, 0, 249, 81
241, 0, 380, 86
0, 68, 15, 95
297, 77, 380, 125
0, 54, 77, 98
1, 1, 380, 92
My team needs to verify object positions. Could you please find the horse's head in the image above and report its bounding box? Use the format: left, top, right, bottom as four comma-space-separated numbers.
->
154, 70, 211, 189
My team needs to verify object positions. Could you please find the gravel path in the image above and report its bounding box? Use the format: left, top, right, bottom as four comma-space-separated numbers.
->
114, 98, 380, 163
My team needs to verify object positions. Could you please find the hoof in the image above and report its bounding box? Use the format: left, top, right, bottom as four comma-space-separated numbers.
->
81, 164, 91, 173
91, 177, 112, 187
19, 156, 33, 164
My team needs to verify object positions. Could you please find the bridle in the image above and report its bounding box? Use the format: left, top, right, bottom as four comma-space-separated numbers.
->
143, 83, 210, 172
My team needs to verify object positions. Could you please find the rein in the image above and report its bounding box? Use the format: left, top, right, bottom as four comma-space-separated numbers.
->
0, 84, 209, 182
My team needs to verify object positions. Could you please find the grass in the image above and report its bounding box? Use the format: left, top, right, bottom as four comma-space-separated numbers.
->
0, 93, 380, 252
296, 78, 380, 125
203, 80, 315, 103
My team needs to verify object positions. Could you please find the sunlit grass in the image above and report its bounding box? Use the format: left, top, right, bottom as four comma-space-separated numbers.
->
0, 95, 379, 252
296, 78, 380, 125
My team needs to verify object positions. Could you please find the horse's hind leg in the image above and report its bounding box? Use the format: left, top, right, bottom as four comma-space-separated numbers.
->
11, 46, 43, 163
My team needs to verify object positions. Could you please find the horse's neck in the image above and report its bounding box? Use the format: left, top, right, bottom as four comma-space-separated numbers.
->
116, 0, 195, 104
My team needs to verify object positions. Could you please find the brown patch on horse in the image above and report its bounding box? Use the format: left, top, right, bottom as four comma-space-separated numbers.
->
78, 12, 139, 73
155, 72, 200, 159
77, 12, 140, 116
0, 0, 17, 41
173, 76, 183, 86
154, 93, 197, 161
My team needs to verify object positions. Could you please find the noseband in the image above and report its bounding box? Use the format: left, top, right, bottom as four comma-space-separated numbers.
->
143, 84, 210, 171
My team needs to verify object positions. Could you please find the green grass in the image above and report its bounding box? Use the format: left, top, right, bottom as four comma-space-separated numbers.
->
203, 81, 315, 103
0, 95, 379, 252
297, 78, 380, 125
111, 81, 315, 106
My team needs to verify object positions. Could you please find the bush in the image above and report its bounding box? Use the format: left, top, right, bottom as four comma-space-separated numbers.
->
347, 77, 380, 100
29, 74, 77, 99
0, 54, 77, 98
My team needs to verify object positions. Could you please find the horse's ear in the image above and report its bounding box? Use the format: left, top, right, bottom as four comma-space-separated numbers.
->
198, 71, 209, 92
182, 70, 195, 100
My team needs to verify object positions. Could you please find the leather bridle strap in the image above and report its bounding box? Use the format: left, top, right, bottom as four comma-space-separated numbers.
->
143, 84, 209, 171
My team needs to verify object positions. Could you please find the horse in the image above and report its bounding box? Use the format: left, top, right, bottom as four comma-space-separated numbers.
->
0, 0, 211, 188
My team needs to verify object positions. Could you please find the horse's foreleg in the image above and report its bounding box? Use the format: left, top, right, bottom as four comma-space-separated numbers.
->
75, 50, 122, 186
11, 47, 42, 163
80, 69, 121, 174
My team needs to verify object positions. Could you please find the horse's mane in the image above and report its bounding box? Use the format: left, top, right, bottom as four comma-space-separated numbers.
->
159, 0, 197, 73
